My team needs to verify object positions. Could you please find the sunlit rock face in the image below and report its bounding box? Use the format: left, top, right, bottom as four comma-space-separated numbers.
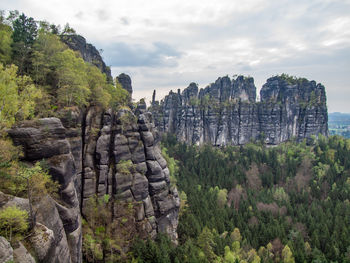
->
151, 75, 328, 146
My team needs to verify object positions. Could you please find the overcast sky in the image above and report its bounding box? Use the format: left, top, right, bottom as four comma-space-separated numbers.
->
2, 0, 350, 112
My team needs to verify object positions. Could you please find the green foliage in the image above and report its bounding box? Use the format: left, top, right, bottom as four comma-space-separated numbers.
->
11, 13, 38, 75
107, 79, 130, 109
278, 73, 307, 85
53, 49, 91, 107
161, 146, 179, 187
0, 64, 42, 132
31, 29, 66, 85
85, 64, 111, 108
0, 138, 59, 230
282, 245, 295, 263
0, 205, 28, 241
272, 187, 289, 203
0, 23, 13, 64
160, 134, 350, 262
1, 11, 127, 117
117, 160, 135, 175
217, 188, 228, 208
83, 196, 142, 262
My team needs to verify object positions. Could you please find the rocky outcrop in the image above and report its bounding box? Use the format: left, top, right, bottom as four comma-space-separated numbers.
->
7, 105, 180, 262
80, 106, 179, 242
0, 236, 13, 263
61, 34, 112, 82
13, 242, 36, 263
9, 118, 82, 263
151, 75, 328, 145
117, 73, 133, 95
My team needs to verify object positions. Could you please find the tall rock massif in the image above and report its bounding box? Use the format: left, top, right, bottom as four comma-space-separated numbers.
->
7, 104, 180, 262
61, 34, 113, 82
151, 75, 328, 145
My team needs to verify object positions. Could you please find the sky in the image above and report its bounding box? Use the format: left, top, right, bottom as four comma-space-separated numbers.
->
2, 0, 350, 112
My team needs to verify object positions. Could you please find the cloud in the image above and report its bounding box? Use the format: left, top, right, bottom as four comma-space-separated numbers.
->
74, 11, 84, 20
120, 17, 129, 25
1, 0, 350, 111
104, 42, 182, 67
96, 9, 109, 22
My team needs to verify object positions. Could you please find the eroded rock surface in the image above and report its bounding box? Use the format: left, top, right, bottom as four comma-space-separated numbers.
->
7, 105, 180, 262
60, 34, 112, 82
151, 75, 328, 145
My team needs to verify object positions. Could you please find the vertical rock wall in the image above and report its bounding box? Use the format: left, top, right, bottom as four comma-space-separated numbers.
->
8, 106, 180, 262
151, 75, 328, 145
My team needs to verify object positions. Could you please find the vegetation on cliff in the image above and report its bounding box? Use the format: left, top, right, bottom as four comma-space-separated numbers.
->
132, 134, 350, 262
0, 10, 129, 125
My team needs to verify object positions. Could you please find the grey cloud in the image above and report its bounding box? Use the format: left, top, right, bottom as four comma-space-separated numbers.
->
120, 17, 129, 25
75, 11, 84, 19
104, 42, 182, 67
96, 9, 109, 21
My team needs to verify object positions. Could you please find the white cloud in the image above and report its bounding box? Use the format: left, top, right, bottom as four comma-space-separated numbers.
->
2, 0, 350, 112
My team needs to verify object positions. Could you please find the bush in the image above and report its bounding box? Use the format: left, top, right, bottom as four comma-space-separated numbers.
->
0, 205, 28, 241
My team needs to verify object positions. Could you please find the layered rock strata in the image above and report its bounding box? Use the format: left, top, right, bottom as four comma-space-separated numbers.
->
151, 75, 328, 145
7, 106, 180, 262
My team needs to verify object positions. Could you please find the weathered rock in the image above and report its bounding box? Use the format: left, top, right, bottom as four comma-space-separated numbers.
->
8, 118, 69, 160
9, 117, 82, 263
28, 223, 55, 262
117, 73, 133, 95
151, 75, 328, 146
60, 34, 112, 82
8, 101, 180, 259
0, 191, 30, 212
34, 196, 72, 263
13, 241, 35, 263
0, 236, 13, 263
131, 174, 149, 201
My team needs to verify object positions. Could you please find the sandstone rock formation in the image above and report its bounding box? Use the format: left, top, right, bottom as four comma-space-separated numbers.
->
7, 106, 180, 262
117, 73, 133, 96
0, 236, 13, 263
151, 75, 328, 145
9, 118, 82, 263
61, 34, 112, 82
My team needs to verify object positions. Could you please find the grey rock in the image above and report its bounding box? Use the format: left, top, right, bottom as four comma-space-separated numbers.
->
13, 241, 35, 263
96, 134, 110, 165
28, 223, 55, 262
34, 196, 72, 263
135, 202, 145, 221
151, 74, 328, 146
136, 162, 148, 174
8, 99, 180, 256
149, 181, 167, 195
61, 34, 112, 82
143, 196, 155, 217
0, 236, 13, 263
117, 73, 133, 95
131, 173, 149, 201
141, 131, 154, 147
116, 189, 134, 202
47, 153, 76, 189
146, 161, 163, 176
0, 191, 30, 212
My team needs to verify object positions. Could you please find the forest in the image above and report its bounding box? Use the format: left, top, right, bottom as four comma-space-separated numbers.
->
132, 134, 350, 263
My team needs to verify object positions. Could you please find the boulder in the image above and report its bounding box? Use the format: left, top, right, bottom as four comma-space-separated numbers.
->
0, 236, 13, 263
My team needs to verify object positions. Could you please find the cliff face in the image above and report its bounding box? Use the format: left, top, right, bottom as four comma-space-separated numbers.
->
8, 106, 179, 262
61, 34, 113, 82
151, 75, 328, 145
117, 73, 133, 96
